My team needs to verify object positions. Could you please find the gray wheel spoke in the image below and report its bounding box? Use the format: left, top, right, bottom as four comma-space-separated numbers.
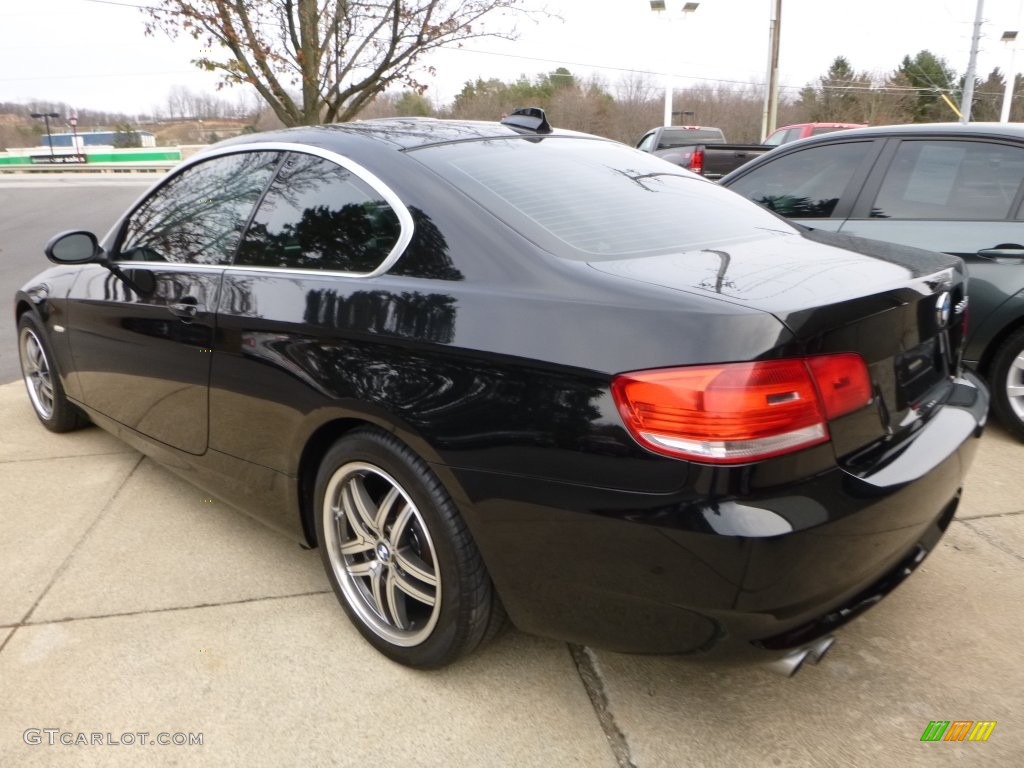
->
369, 563, 388, 619
385, 570, 410, 629
375, 486, 403, 532
340, 537, 375, 557
27, 340, 43, 370
391, 566, 437, 607
344, 475, 380, 538
394, 548, 438, 589
388, 503, 415, 549
345, 558, 377, 578
1008, 384, 1024, 399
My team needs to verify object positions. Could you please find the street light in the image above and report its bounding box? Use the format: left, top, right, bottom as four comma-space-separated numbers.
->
1001, 30, 1018, 123
68, 113, 82, 159
29, 111, 60, 159
649, 2, 700, 127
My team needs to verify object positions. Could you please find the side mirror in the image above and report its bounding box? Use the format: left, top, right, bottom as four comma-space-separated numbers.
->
44, 230, 103, 264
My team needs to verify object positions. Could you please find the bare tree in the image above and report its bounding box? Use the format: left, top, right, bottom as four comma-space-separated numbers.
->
144, 1, 536, 127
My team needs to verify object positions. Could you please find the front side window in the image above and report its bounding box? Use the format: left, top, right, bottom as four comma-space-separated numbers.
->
118, 151, 280, 264
763, 127, 798, 146
727, 141, 872, 218
871, 140, 1024, 220
234, 153, 402, 273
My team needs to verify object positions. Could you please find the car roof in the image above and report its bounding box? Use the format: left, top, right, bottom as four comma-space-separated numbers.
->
773, 122, 865, 129
214, 117, 600, 153
788, 121, 1024, 142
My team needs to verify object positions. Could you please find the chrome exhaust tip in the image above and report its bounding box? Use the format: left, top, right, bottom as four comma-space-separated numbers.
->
806, 635, 835, 665
764, 648, 811, 677
764, 636, 836, 677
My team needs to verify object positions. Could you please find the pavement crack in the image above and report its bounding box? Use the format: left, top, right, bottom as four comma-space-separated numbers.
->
954, 509, 1024, 521
960, 519, 1024, 562
0, 450, 137, 465
0, 454, 144, 656
568, 644, 638, 768
17, 589, 333, 628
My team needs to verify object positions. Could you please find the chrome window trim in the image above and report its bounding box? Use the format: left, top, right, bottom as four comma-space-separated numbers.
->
110, 141, 415, 279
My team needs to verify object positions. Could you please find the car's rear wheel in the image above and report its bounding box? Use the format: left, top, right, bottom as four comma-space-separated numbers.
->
991, 327, 1024, 442
314, 428, 503, 668
17, 313, 88, 433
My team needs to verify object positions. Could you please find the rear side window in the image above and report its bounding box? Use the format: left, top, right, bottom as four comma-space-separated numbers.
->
412, 137, 796, 260
235, 152, 402, 273
871, 140, 1024, 220
727, 142, 872, 218
118, 151, 280, 264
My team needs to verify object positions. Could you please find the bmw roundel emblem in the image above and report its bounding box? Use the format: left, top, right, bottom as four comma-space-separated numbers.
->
935, 291, 951, 329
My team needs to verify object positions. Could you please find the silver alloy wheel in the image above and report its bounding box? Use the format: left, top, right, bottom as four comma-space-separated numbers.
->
323, 461, 442, 646
1007, 348, 1024, 422
19, 326, 55, 420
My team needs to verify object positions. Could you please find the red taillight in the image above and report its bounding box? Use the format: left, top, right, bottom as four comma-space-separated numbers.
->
688, 148, 705, 175
611, 354, 872, 464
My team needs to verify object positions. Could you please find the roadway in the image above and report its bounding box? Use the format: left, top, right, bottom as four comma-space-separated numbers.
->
0, 174, 155, 383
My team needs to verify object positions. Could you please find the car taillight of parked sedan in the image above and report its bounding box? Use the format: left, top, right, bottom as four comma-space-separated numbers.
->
612, 354, 872, 464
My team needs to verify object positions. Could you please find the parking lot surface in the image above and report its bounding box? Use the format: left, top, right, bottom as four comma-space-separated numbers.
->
1, 378, 1022, 767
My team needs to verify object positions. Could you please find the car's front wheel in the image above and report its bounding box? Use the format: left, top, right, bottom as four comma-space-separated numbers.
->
314, 428, 503, 668
17, 313, 88, 433
991, 327, 1024, 442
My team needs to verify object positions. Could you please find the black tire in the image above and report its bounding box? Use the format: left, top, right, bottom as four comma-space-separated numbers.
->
314, 427, 504, 668
990, 327, 1024, 442
17, 313, 88, 433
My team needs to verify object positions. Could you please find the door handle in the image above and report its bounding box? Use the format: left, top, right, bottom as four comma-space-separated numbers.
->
169, 296, 199, 319
977, 244, 1024, 259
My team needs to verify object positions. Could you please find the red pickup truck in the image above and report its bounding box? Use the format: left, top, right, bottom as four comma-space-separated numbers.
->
763, 122, 866, 146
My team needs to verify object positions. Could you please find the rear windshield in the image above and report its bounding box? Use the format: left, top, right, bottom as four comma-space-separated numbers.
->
410, 137, 796, 260
657, 128, 725, 147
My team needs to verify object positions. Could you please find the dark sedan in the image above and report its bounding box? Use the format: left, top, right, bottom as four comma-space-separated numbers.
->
722, 122, 1024, 441
15, 114, 987, 672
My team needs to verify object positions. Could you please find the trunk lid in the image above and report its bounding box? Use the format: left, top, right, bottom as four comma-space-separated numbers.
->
589, 229, 967, 460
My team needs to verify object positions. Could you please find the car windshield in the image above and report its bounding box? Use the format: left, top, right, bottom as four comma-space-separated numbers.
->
410, 137, 796, 260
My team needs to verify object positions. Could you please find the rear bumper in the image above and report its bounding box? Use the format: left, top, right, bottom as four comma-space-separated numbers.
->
450, 373, 988, 659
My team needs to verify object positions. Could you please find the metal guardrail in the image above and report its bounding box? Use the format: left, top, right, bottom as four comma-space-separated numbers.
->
0, 163, 175, 174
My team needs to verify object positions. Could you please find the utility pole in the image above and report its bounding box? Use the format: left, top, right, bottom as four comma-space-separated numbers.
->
961, 0, 985, 123
761, 0, 782, 139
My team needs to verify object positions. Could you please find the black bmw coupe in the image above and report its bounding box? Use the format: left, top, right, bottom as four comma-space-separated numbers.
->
15, 113, 988, 672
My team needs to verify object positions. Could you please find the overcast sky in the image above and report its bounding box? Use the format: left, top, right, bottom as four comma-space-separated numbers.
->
3, 0, 1024, 116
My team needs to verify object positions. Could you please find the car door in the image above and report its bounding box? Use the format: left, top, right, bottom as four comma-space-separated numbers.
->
837, 137, 1024, 361
66, 150, 281, 454
724, 139, 883, 232
209, 149, 413, 474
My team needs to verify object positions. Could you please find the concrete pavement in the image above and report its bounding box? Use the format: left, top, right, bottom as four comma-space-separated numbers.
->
1, 378, 1022, 767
